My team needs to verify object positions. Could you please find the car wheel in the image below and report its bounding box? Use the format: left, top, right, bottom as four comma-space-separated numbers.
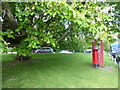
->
37, 51, 39, 53
38, 51, 41, 53
49, 51, 52, 53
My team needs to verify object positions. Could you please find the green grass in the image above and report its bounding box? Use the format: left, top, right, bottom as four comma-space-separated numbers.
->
2, 53, 118, 88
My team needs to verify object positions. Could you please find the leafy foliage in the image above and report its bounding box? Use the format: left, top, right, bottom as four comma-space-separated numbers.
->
104, 43, 111, 53
1, 2, 119, 56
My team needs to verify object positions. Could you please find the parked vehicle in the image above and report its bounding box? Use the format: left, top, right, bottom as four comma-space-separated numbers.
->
60, 50, 73, 53
35, 47, 54, 53
86, 49, 92, 53
110, 44, 119, 53
3, 51, 17, 54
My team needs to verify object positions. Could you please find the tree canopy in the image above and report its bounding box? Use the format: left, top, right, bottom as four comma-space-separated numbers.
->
1, 2, 119, 57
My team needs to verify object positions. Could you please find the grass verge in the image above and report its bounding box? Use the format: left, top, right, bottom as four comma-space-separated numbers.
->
2, 53, 118, 88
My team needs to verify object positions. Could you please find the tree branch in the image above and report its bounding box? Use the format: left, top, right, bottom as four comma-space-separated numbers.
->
3, 3, 19, 27
57, 21, 73, 42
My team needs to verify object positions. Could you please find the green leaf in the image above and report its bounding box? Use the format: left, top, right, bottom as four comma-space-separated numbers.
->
53, 12, 56, 18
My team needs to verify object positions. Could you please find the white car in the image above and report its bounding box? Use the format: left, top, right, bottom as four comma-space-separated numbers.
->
60, 50, 73, 53
35, 47, 54, 53
86, 49, 92, 53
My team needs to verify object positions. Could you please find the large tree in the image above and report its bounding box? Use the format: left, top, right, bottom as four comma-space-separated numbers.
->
1, 2, 119, 60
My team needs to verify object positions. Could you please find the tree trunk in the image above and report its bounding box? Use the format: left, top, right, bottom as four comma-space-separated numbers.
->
14, 55, 32, 61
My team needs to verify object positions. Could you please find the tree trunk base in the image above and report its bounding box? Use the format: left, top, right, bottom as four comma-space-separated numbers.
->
14, 56, 32, 61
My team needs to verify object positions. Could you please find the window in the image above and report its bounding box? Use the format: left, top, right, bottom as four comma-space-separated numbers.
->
46, 48, 50, 50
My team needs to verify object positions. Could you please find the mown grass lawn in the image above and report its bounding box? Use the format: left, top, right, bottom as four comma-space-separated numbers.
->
2, 53, 118, 88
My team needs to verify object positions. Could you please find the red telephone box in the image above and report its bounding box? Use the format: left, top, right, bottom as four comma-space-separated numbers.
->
92, 40, 104, 68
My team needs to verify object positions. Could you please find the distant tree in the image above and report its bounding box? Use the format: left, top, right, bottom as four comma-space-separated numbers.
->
104, 44, 111, 52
